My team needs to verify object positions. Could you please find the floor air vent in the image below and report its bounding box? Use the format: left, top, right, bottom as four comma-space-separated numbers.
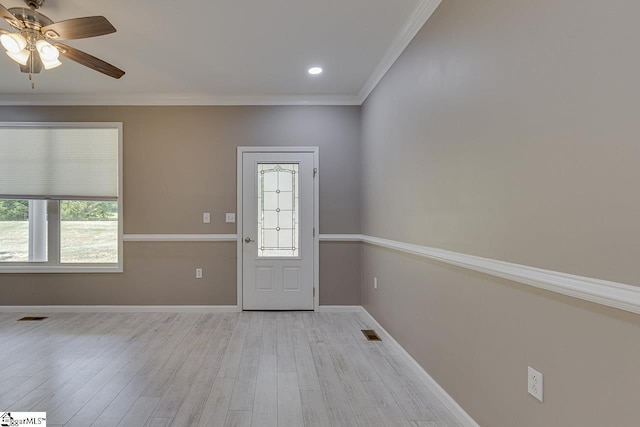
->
361, 329, 381, 341
18, 316, 48, 321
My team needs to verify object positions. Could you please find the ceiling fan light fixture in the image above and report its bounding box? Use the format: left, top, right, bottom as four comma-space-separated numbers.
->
6, 49, 29, 66
41, 57, 61, 70
1, 32, 27, 54
36, 39, 58, 61
0, 1, 125, 84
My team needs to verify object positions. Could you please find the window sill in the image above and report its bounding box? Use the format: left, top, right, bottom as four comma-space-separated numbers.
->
0, 265, 123, 274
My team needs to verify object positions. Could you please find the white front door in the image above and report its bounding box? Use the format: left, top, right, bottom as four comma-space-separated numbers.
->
241, 151, 315, 310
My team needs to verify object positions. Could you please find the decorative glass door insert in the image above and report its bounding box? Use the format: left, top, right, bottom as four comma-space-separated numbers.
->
257, 163, 299, 257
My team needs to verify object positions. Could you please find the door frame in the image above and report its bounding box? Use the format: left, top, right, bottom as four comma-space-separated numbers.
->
237, 146, 320, 311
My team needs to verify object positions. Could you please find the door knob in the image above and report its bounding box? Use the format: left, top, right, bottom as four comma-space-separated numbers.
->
244, 237, 255, 243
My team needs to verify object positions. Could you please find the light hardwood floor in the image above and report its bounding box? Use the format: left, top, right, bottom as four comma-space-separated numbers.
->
0, 311, 463, 427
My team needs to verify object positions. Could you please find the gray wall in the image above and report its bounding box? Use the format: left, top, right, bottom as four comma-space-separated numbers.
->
361, 0, 640, 426
0, 106, 361, 306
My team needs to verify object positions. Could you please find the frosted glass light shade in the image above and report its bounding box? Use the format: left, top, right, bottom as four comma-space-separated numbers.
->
36, 39, 59, 61
1, 32, 27, 54
42, 57, 61, 69
6, 49, 29, 65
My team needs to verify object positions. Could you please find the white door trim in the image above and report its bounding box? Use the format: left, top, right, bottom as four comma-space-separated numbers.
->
237, 147, 320, 311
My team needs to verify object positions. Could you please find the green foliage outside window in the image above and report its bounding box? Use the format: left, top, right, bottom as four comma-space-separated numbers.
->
0, 200, 117, 221
0, 200, 28, 221
61, 201, 117, 221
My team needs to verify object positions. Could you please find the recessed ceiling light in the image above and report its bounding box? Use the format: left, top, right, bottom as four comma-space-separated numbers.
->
308, 67, 323, 75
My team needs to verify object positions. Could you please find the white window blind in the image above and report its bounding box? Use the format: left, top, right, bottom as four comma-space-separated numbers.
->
0, 126, 119, 200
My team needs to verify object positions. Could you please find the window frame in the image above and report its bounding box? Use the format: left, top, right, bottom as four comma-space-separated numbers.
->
0, 122, 123, 274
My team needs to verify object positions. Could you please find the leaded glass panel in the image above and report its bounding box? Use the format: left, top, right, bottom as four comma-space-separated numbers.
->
257, 163, 299, 257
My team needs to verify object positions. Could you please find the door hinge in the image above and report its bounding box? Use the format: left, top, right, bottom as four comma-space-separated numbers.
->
313, 287, 316, 297
313, 227, 316, 237
313, 168, 317, 178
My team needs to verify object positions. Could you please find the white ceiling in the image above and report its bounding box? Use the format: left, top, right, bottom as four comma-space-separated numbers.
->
0, 0, 440, 105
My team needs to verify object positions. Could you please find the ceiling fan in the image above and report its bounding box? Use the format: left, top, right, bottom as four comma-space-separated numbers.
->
0, 0, 124, 88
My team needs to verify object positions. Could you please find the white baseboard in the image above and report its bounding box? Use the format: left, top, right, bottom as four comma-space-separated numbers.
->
316, 305, 364, 313
0, 305, 241, 313
0, 305, 359, 314
361, 307, 480, 427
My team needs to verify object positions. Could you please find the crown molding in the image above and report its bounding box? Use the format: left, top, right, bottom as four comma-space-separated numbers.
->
0, 0, 440, 107
0, 93, 361, 107
358, 0, 443, 104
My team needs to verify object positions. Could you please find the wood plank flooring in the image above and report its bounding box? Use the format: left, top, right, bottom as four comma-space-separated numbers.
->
0, 311, 462, 427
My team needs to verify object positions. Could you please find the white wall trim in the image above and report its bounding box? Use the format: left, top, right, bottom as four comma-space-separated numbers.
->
0, 305, 240, 313
117, 233, 640, 316
361, 308, 480, 427
358, 0, 443, 103
0, 266, 122, 274
123, 234, 237, 242
123, 234, 360, 243
0, 94, 361, 107
356, 234, 640, 316
319, 234, 362, 242
108, 232, 640, 317
317, 305, 364, 313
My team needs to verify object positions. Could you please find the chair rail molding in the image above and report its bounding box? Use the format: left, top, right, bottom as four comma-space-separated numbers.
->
124, 234, 237, 242
123, 233, 640, 315
327, 234, 640, 316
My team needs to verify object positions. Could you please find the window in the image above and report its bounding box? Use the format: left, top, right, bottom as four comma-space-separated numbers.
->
0, 123, 122, 272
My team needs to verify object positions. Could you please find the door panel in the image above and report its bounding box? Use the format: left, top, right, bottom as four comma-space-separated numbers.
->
256, 267, 274, 291
242, 152, 314, 310
283, 267, 300, 291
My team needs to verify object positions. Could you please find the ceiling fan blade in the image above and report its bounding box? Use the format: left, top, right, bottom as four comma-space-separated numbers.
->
41, 16, 115, 40
55, 43, 125, 79
0, 3, 23, 29
19, 51, 42, 74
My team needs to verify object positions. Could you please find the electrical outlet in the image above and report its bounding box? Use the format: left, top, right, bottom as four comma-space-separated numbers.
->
195, 268, 203, 279
225, 213, 236, 223
374, 277, 378, 290
203, 213, 211, 224
528, 366, 543, 402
